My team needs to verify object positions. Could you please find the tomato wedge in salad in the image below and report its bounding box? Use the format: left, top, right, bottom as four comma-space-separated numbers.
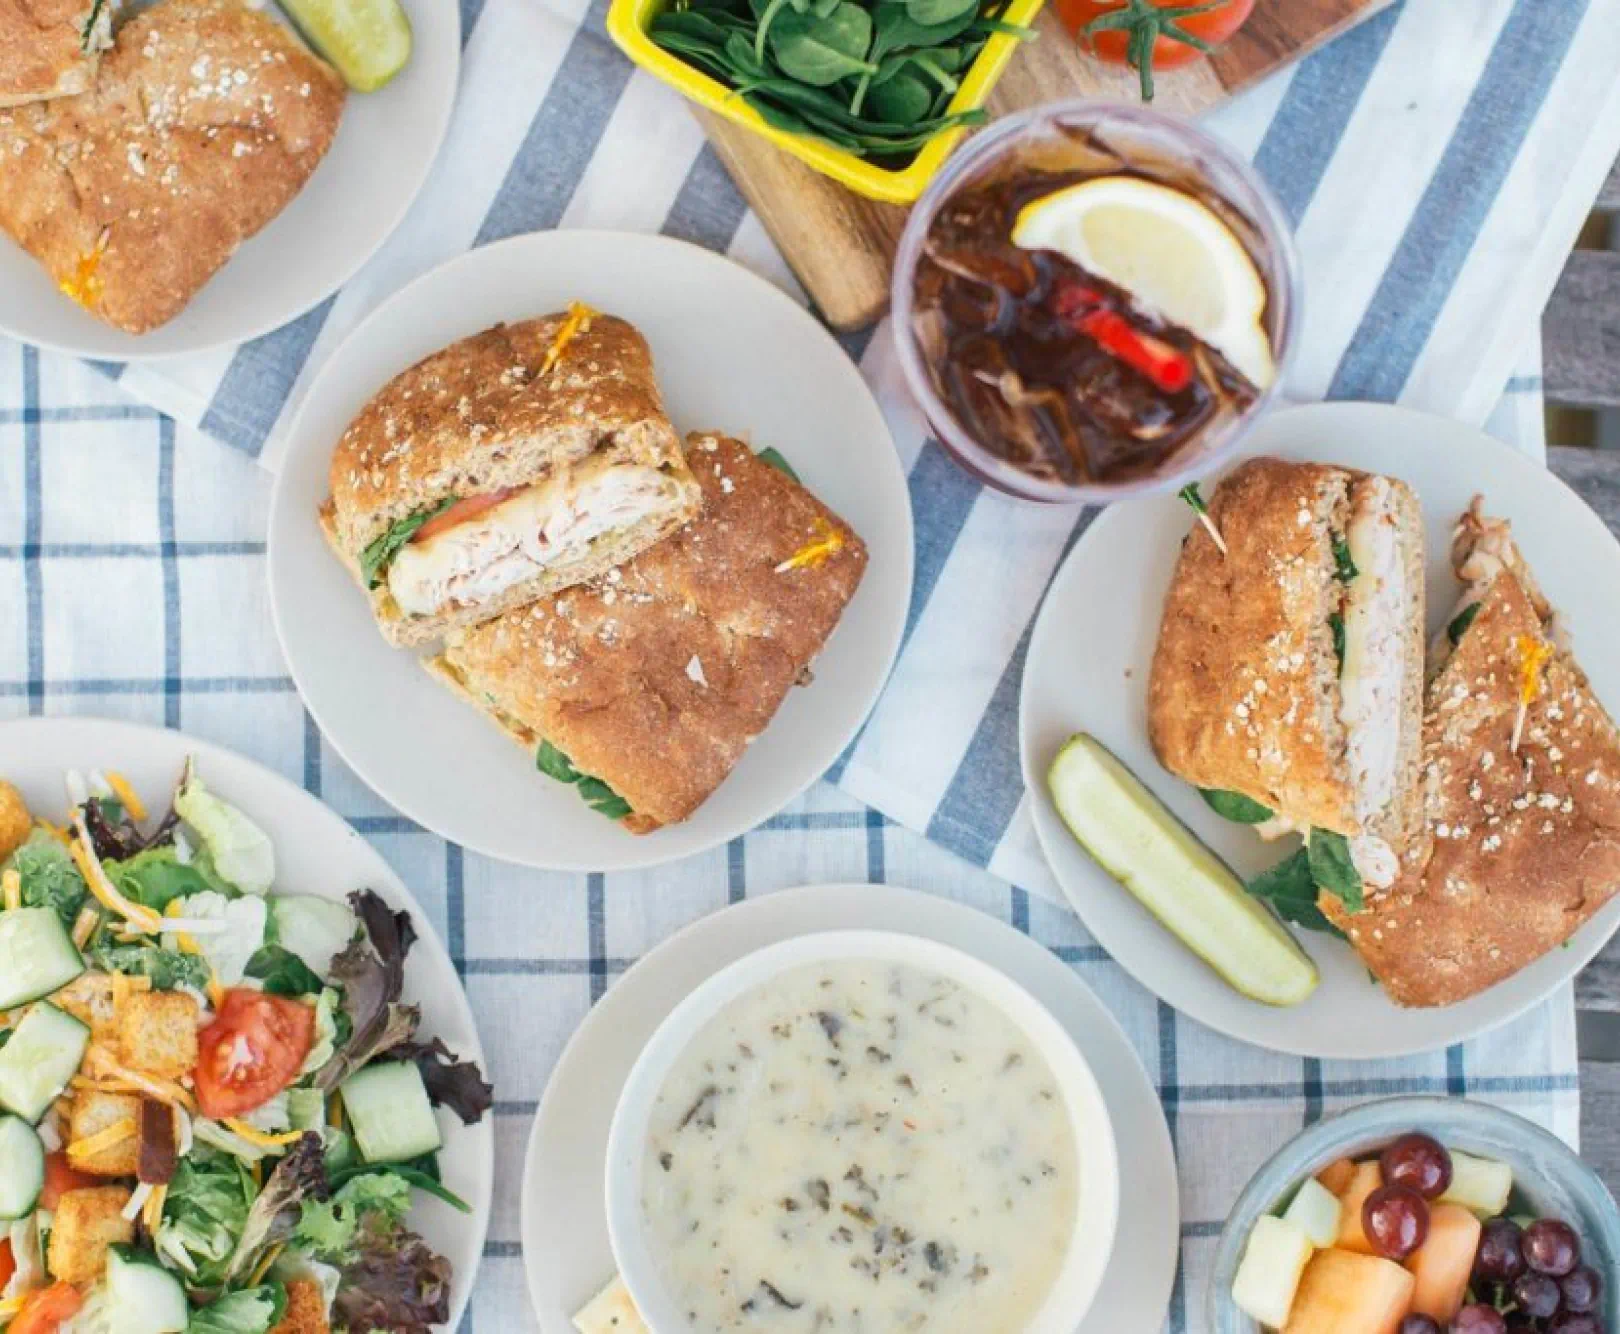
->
194, 988, 316, 1119
9, 1282, 84, 1334
39, 1151, 98, 1210
410, 487, 524, 545
0, 1237, 14, 1291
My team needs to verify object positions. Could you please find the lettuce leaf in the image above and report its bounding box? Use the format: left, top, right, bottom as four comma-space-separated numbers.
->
106, 845, 221, 912
186, 1285, 287, 1334
175, 769, 274, 895
88, 940, 210, 992
154, 1147, 258, 1285
5, 828, 87, 927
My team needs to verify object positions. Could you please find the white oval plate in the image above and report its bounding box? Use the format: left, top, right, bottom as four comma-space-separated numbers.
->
0, 714, 494, 1326
0, 0, 459, 360
520, 884, 1178, 1334
1020, 401, 1620, 1059
267, 231, 913, 872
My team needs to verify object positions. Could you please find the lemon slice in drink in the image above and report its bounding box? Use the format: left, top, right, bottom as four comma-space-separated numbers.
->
1012, 176, 1276, 390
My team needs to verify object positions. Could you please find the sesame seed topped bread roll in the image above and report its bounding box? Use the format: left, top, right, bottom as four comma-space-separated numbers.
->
0, 0, 112, 108
1148, 456, 1425, 887
1325, 541, 1620, 1007
425, 433, 868, 833
321, 310, 703, 649
0, 0, 345, 333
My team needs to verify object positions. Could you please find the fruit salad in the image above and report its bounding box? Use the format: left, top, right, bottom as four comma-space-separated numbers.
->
1231, 1131, 1607, 1333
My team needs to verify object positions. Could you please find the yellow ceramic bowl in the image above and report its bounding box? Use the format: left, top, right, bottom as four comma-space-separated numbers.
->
606, 0, 1046, 205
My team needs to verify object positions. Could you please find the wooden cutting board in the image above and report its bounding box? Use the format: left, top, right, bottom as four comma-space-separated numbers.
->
695, 0, 1393, 329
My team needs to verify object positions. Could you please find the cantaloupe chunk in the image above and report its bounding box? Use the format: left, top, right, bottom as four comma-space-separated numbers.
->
1283, 1248, 1417, 1334
1316, 1157, 1358, 1196
1406, 1203, 1482, 1323
1334, 1161, 1384, 1254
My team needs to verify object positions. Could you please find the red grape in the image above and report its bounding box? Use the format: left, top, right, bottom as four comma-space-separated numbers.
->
1475, 1217, 1527, 1283
1452, 1304, 1508, 1334
1548, 1315, 1605, 1334
1363, 1182, 1429, 1260
1514, 1271, 1563, 1318
1398, 1317, 1441, 1334
1562, 1265, 1603, 1314
1380, 1132, 1453, 1198
1523, 1218, 1581, 1276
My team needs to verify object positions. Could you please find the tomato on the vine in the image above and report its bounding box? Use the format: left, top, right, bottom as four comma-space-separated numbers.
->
1055, 0, 1256, 101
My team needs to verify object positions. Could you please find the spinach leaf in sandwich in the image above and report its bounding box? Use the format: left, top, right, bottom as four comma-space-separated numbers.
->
536, 741, 633, 820
1199, 788, 1272, 824
756, 447, 800, 482
1447, 601, 1482, 646
359, 499, 456, 589
1244, 848, 1348, 939
1331, 535, 1358, 583
1306, 827, 1363, 915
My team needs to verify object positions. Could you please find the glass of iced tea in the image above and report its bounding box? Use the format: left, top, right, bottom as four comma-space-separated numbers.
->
891, 100, 1300, 503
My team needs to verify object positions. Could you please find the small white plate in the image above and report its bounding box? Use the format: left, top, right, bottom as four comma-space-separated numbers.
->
0, 0, 459, 360
0, 714, 494, 1327
1020, 401, 1620, 1059
267, 231, 913, 872
520, 883, 1179, 1334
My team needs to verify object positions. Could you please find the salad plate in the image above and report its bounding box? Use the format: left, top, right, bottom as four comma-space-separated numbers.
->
520, 883, 1178, 1333
0, 714, 493, 1331
1019, 401, 1620, 1059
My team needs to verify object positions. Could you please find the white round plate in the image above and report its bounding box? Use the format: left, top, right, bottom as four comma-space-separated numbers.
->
0, 715, 494, 1327
267, 231, 913, 872
1020, 400, 1620, 1059
0, 0, 459, 359
520, 884, 1179, 1334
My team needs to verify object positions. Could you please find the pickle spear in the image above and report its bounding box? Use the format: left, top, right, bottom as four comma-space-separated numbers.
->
1047, 733, 1319, 1007
278, 0, 412, 92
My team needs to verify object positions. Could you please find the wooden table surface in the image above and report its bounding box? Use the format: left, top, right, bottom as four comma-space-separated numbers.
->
1547, 446, 1620, 1196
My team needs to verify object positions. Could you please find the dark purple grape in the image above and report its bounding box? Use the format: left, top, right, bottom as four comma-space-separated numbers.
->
1399, 1317, 1442, 1334
1562, 1265, 1602, 1314
1515, 1271, 1564, 1318
1363, 1182, 1429, 1260
1504, 1319, 1538, 1334
1523, 1218, 1581, 1276
1476, 1217, 1527, 1283
1381, 1132, 1454, 1198
1548, 1315, 1605, 1334
1452, 1304, 1508, 1334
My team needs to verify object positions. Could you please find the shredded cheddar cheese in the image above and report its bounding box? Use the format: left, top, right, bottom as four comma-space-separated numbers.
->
59, 243, 106, 309
0, 1295, 28, 1322
328, 1093, 345, 1131
222, 1119, 304, 1148
142, 1182, 169, 1232
35, 818, 70, 846
2, 867, 19, 911
71, 904, 99, 950
80, 1050, 196, 1111
70, 815, 162, 933
774, 518, 846, 573
67, 1116, 137, 1163
540, 300, 598, 378
104, 770, 146, 822
249, 1242, 285, 1288
1511, 633, 1555, 753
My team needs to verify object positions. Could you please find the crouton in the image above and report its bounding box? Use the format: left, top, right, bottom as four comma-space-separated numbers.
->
117, 990, 199, 1080
52, 973, 120, 1040
48, 1185, 134, 1284
0, 780, 29, 860
272, 1278, 331, 1334
66, 1090, 142, 1177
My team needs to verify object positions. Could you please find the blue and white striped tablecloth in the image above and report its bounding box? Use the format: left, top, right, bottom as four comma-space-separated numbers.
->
4, 0, 1619, 1328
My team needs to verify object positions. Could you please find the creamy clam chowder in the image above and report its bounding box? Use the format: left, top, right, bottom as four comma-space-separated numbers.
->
639, 959, 1079, 1331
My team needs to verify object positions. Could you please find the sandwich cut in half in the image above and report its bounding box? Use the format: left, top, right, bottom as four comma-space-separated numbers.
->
425, 432, 869, 833
1148, 456, 1426, 890
1326, 500, 1620, 1006
0, 0, 113, 107
322, 309, 703, 648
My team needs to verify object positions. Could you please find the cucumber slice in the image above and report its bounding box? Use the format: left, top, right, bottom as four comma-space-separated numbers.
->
105, 1244, 189, 1333
1047, 734, 1319, 1007
0, 907, 85, 1010
270, 895, 356, 977
277, 0, 412, 92
0, 1115, 45, 1219
0, 1003, 90, 1123
341, 1060, 441, 1163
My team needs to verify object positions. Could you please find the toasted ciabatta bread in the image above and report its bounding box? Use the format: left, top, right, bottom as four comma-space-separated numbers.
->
1149, 457, 1425, 882
1325, 550, 1620, 1007
0, 0, 112, 108
322, 311, 703, 649
0, 0, 344, 333
425, 433, 868, 833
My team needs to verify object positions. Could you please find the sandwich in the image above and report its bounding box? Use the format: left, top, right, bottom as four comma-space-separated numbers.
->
1325, 500, 1620, 1006
321, 309, 704, 648
425, 432, 868, 833
0, 0, 113, 107
0, 0, 345, 334
1148, 456, 1425, 889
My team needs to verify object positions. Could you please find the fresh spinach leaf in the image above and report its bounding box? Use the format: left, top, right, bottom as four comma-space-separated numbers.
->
868, 68, 932, 124
1244, 849, 1347, 938
1447, 601, 1481, 646
246, 944, 326, 997
1306, 828, 1363, 915
359, 498, 456, 588
327, 1161, 472, 1215
535, 743, 633, 820
1328, 611, 1345, 673
756, 447, 800, 480
1332, 535, 1358, 583
904, 0, 976, 26
769, 3, 877, 86
1198, 788, 1273, 824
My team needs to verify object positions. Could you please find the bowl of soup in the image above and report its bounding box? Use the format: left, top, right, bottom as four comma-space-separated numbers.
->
604, 930, 1120, 1332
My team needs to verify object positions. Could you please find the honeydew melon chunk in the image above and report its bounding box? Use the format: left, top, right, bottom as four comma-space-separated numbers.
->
1438, 1150, 1513, 1219
1232, 1215, 1315, 1329
1283, 1177, 1344, 1249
